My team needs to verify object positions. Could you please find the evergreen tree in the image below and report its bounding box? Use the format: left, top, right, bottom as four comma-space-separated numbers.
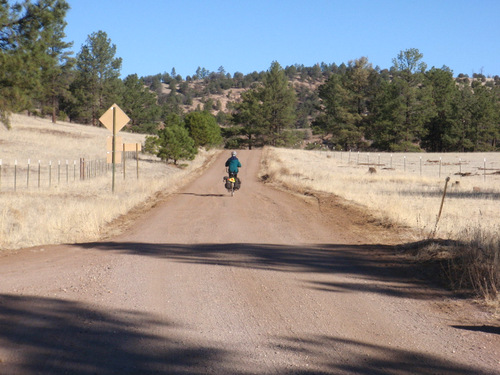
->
344, 57, 373, 117
144, 113, 197, 164
446, 83, 476, 151
295, 84, 320, 129
259, 61, 297, 146
121, 74, 160, 133
156, 124, 197, 164
315, 73, 363, 150
372, 48, 432, 151
232, 89, 265, 149
70, 30, 122, 125
0, 0, 69, 128
37, 2, 74, 123
184, 111, 222, 148
421, 67, 457, 151
469, 82, 499, 150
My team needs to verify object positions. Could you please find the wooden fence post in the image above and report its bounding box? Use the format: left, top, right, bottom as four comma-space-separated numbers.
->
123, 144, 126, 180
27, 159, 30, 188
136, 143, 139, 179
430, 176, 451, 239
80, 158, 85, 180
14, 160, 17, 191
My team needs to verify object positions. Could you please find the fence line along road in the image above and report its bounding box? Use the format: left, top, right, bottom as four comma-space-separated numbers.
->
0, 151, 140, 192
322, 150, 500, 182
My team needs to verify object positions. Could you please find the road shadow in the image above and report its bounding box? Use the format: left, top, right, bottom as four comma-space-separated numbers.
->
268, 334, 496, 375
77, 242, 448, 301
0, 294, 234, 375
177, 192, 226, 197
452, 325, 500, 335
1, 294, 494, 374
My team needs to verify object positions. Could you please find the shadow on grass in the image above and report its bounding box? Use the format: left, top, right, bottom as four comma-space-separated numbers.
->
77, 242, 447, 301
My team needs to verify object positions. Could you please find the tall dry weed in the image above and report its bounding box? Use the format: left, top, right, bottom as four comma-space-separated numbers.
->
443, 227, 500, 300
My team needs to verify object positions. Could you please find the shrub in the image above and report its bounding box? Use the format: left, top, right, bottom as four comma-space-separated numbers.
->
157, 125, 197, 164
444, 228, 499, 300
184, 111, 223, 148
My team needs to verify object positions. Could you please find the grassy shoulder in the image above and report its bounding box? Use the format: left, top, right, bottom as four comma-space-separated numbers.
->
260, 147, 500, 302
0, 114, 221, 251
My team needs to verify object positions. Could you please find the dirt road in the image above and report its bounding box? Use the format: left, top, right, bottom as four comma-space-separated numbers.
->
0, 149, 498, 374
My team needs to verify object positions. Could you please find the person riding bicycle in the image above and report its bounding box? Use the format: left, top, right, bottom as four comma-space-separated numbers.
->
224, 151, 242, 191
225, 151, 241, 178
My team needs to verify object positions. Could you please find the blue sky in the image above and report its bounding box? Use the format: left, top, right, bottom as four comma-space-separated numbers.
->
63, 0, 500, 79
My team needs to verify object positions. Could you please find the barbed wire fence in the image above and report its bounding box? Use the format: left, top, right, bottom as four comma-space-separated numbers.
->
322, 150, 500, 183
0, 151, 140, 192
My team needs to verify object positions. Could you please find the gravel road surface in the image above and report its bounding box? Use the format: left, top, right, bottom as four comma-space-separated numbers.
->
0, 149, 498, 374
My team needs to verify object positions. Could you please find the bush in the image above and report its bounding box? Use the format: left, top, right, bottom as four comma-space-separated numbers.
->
144, 135, 159, 154
157, 125, 197, 164
224, 137, 245, 149
444, 228, 499, 300
184, 111, 223, 148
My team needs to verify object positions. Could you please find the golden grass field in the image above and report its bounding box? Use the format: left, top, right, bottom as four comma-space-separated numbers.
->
261, 147, 500, 300
0, 114, 219, 250
1, 114, 499, 254
260, 147, 500, 240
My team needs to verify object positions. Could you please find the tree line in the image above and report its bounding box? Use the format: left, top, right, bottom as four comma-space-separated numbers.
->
1, 1, 499, 164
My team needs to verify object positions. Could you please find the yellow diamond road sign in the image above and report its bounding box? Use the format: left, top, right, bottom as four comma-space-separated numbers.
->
99, 104, 130, 132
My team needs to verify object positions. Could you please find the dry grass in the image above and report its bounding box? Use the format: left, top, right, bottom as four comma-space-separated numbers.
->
443, 227, 499, 299
260, 147, 500, 239
0, 114, 219, 250
261, 147, 500, 300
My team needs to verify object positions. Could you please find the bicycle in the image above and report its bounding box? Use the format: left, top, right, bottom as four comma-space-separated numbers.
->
223, 170, 241, 197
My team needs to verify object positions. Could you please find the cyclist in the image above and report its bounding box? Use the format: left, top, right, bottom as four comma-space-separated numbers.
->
225, 151, 241, 178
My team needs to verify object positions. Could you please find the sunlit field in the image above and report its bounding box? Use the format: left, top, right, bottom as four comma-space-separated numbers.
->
0, 114, 219, 250
261, 147, 500, 240
261, 147, 500, 299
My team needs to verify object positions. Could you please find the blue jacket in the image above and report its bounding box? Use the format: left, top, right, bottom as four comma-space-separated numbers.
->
225, 156, 241, 173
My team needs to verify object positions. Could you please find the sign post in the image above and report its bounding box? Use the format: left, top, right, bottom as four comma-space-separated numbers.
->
99, 104, 130, 193
112, 106, 116, 192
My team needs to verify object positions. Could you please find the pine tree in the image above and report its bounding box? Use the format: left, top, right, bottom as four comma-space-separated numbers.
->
372, 48, 432, 151
259, 61, 296, 146
315, 70, 364, 150
70, 30, 122, 125
156, 124, 197, 164
469, 82, 499, 151
121, 74, 159, 133
447, 83, 475, 151
0, 0, 70, 128
184, 111, 222, 148
232, 89, 265, 149
421, 67, 457, 151
37, 3, 74, 123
